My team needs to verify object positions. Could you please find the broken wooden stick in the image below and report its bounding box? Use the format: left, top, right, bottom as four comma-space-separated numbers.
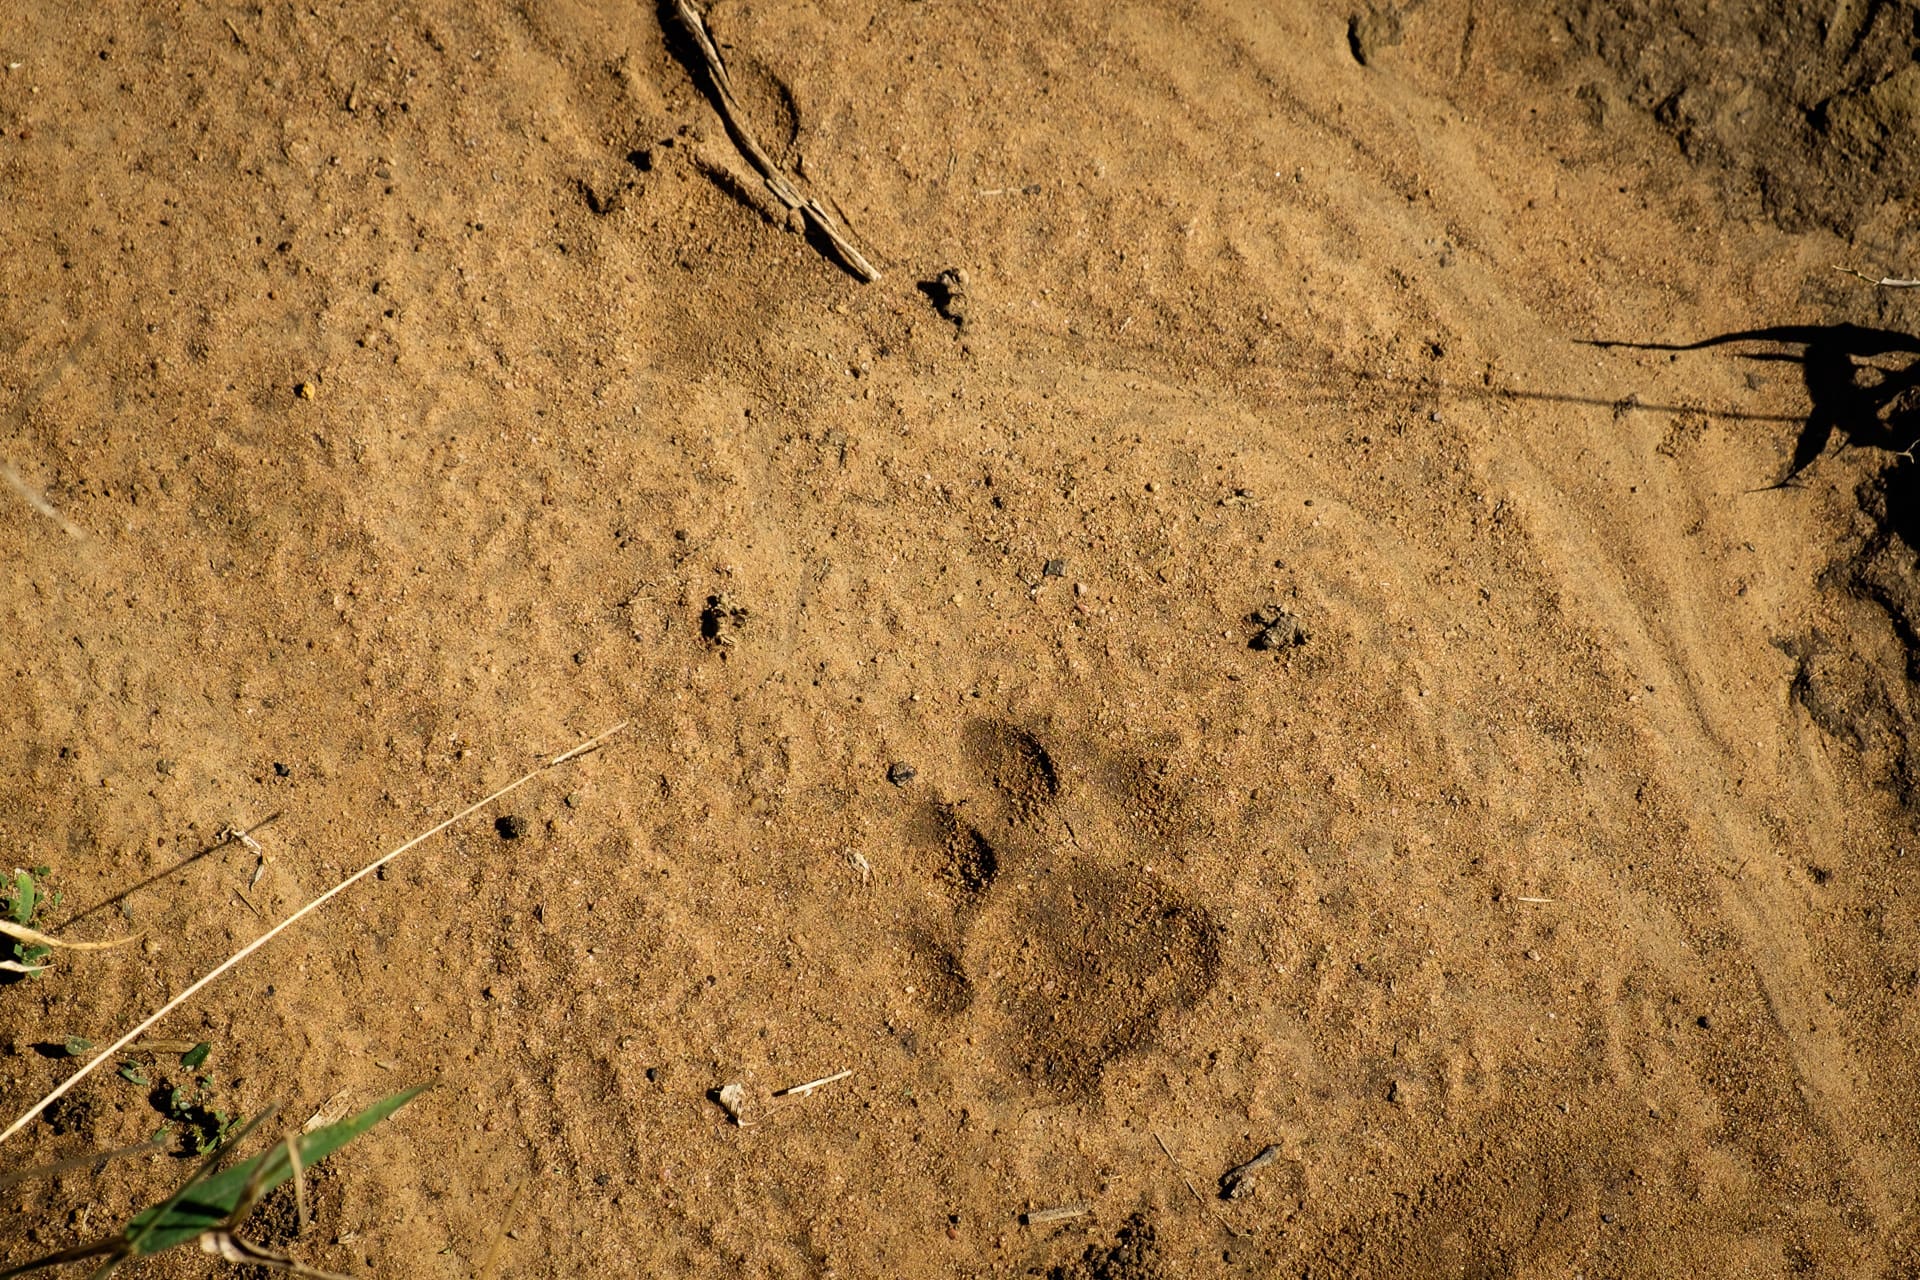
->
1022, 1203, 1091, 1226
668, 0, 880, 282
773, 1068, 852, 1099
1837, 265, 1920, 289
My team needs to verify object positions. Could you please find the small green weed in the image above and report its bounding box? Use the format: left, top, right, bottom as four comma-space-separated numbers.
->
0, 867, 59, 978
119, 1043, 246, 1156
162, 1074, 244, 1157
0, 1085, 426, 1278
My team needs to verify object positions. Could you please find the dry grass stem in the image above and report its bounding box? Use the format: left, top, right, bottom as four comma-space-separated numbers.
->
773, 1069, 853, 1099
1022, 1203, 1091, 1226
0, 720, 628, 1148
1838, 265, 1920, 288
0, 919, 138, 952
476, 1180, 529, 1280
0, 1136, 167, 1191
1152, 1130, 1242, 1238
0, 462, 85, 539
2, 328, 95, 539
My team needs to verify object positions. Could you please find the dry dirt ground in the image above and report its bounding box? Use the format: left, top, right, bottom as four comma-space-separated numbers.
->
5, 2, 1920, 1277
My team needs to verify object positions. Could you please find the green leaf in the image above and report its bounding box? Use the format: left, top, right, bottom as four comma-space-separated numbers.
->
123, 1084, 427, 1255
30, 865, 50, 879
180, 1042, 210, 1070
8, 871, 34, 925
118, 1062, 149, 1087
63, 1035, 93, 1057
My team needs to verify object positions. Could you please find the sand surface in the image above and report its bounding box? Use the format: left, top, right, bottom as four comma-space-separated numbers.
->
5, 2, 1920, 1276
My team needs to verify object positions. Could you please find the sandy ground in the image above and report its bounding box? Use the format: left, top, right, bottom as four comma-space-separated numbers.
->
5, 2, 1920, 1276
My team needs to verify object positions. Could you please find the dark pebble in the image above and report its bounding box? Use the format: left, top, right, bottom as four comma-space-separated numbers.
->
1043, 558, 1066, 577
887, 762, 917, 786
273, 761, 291, 777
496, 814, 531, 840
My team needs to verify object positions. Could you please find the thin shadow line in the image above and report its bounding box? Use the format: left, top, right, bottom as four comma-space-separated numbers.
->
55, 812, 280, 930
1334, 366, 1806, 423
1580, 323, 1920, 485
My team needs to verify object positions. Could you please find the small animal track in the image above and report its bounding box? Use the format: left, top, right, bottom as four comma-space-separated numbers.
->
904, 718, 1219, 1097
962, 720, 1060, 823
922, 801, 999, 897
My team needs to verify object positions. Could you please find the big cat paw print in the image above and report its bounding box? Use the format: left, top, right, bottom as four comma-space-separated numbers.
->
898, 719, 1219, 1098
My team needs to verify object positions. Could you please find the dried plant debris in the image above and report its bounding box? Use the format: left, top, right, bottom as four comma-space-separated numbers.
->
1218, 1144, 1281, 1200
666, 0, 879, 281
713, 1082, 752, 1125
1246, 603, 1307, 651
919, 268, 972, 328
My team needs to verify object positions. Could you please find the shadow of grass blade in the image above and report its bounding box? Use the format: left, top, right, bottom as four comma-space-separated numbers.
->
0, 1239, 121, 1279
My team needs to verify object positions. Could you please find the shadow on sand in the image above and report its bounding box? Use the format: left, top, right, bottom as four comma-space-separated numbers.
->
1584, 324, 1920, 540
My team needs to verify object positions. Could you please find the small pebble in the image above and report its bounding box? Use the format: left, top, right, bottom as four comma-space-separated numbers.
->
295, 380, 316, 400
495, 814, 530, 840
1043, 558, 1066, 578
887, 762, 917, 786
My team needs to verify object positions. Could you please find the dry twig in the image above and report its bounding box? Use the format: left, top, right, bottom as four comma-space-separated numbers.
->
1151, 1131, 1242, 1237
0, 722, 628, 1148
773, 1069, 852, 1099
1837, 265, 1920, 288
668, 0, 880, 282
1022, 1203, 1091, 1226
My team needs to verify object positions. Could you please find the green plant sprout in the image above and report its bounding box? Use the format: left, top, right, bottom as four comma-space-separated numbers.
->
119, 1043, 243, 1159
117, 1042, 242, 1154
0, 867, 134, 979
162, 1075, 244, 1157
1, 868, 58, 977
